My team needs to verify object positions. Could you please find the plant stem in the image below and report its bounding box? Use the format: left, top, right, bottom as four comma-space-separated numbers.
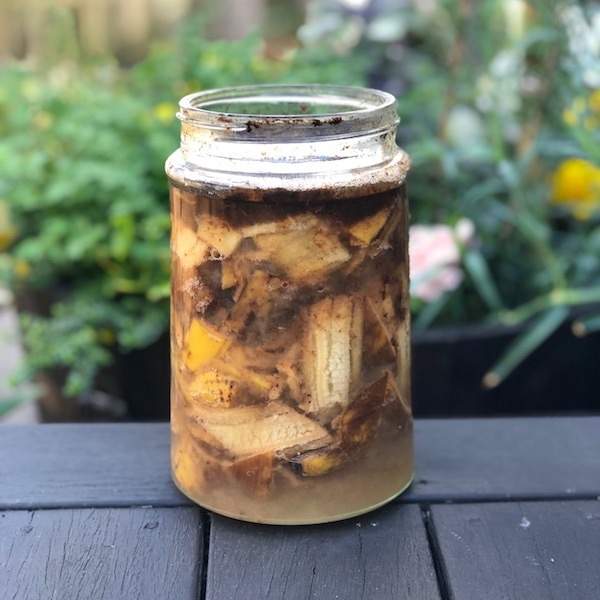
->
498, 286, 600, 325
483, 305, 569, 388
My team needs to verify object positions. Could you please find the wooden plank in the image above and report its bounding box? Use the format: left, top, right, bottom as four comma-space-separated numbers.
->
429, 501, 600, 600
0, 506, 202, 600
0, 423, 188, 509
206, 504, 440, 600
410, 417, 600, 503
1, 417, 600, 509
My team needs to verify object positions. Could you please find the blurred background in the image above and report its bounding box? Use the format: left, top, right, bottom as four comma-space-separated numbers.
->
0, 0, 304, 64
0, 0, 599, 422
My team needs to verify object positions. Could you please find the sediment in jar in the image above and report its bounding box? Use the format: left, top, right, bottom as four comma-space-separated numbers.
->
170, 183, 412, 524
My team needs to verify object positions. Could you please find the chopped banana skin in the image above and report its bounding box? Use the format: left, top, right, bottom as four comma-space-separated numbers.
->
347, 206, 390, 246
337, 373, 396, 451
189, 402, 333, 457
254, 225, 351, 284
197, 215, 242, 258
182, 319, 229, 371
171, 187, 411, 500
288, 447, 348, 477
301, 295, 363, 421
363, 297, 397, 366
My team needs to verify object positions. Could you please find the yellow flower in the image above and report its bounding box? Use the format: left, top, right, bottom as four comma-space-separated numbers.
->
562, 98, 585, 126
13, 259, 31, 280
153, 102, 177, 125
550, 158, 600, 220
588, 89, 600, 114
563, 93, 600, 130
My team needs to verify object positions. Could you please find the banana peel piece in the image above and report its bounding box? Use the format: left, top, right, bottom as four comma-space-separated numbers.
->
227, 452, 275, 498
187, 362, 278, 408
382, 369, 412, 418
336, 372, 397, 451
223, 270, 301, 345
183, 318, 229, 372
176, 427, 276, 499
172, 429, 206, 493
254, 223, 350, 284
221, 259, 238, 290
241, 212, 320, 239
287, 371, 403, 477
334, 371, 411, 452
173, 227, 209, 271
197, 215, 242, 259
348, 206, 390, 247
287, 446, 348, 477
363, 296, 397, 366
302, 295, 363, 420
276, 344, 303, 404
222, 269, 273, 340
191, 402, 333, 458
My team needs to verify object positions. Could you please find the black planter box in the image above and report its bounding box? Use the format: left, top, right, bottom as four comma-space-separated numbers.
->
412, 319, 600, 417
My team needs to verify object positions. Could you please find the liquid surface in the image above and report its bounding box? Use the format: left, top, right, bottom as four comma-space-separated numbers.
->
170, 185, 413, 524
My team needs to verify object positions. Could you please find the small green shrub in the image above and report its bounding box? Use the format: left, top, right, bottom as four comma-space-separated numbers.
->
0, 20, 369, 398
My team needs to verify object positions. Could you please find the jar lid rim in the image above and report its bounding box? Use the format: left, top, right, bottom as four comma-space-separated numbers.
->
178, 84, 397, 124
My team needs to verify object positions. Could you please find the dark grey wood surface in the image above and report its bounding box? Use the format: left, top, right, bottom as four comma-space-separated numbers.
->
1, 417, 599, 509
429, 501, 600, 600
0, 423, 186, 509
1, 418, 599, 600
207, 504, 440, 600
0, 507, 202, 600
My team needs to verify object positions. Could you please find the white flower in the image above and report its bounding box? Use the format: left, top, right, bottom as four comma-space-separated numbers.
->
443, 105, 485, 150
559, 4, 600, 88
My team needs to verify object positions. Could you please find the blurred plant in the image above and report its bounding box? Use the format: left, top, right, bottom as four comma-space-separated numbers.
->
2, 0, 599, 402
302, 0, 600, 387
409, 219, 474, 307
0, 12, 368, 402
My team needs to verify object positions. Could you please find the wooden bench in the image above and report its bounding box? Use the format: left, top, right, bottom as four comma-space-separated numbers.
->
1, 417, 599, 599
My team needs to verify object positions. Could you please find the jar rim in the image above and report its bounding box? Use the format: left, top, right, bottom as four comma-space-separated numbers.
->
168, 84, 409, 194
177, 84, 398, 134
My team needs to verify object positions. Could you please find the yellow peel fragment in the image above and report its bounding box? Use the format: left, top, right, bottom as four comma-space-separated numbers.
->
348, 206, 390, 246
183, 319, 228, 371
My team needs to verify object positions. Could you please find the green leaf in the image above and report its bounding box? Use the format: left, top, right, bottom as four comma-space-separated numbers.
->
412, 292, 451, 331
463, 249, 505, 312
483, 306, 569, 388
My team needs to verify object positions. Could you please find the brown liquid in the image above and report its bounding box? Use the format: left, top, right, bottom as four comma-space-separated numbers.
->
170, 185, 413, 524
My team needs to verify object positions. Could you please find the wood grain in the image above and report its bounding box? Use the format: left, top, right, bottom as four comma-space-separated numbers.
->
206, 504, 440, 600
411, 417, 600, 503
429, 501, 600, 600
0, 423, 187, 508
1, 418, 599, 509
0, 507, 202, 600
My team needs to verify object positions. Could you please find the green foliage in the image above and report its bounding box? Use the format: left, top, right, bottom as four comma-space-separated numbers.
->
302, 0, 600, 384
0, 18, 368, 400
2, 1, 598, 397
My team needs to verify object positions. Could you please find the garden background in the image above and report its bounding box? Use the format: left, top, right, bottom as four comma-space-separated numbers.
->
0, 0, 599, 422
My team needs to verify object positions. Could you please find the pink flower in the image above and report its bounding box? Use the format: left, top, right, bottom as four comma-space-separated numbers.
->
409, 220, 474, 303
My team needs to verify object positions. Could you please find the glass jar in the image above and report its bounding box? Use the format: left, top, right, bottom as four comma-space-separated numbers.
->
166, 84, 412, 525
